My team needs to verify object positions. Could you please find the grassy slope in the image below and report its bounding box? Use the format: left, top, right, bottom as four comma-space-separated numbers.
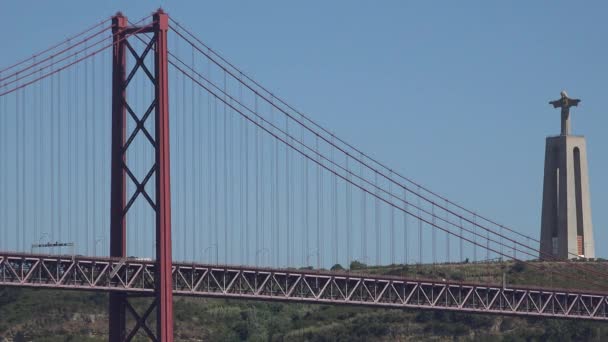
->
1, 261, 608, 341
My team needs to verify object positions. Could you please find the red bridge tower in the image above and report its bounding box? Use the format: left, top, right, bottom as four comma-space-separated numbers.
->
110, 9, 174, 341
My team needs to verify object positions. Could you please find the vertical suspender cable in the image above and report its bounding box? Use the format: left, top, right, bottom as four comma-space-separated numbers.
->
76, 55, 82, 254
259, 96, 265, 265
244, 94, 249, 265
67, 54, 72, 250
214, 95, 219, 263
24, 81, 28, 251
286, 113, 291, 267
238, 76, 244, 264
16, 74, 21, 251
13, 74, 16, 251
403, 188, 408, 265
473, 214, 477, 262
346, 156, 351, 267
316, 136, 321, 269
192, 45, 197, 262
270, 103, 275, 266
137, 41, 143, 257
290, 121, 295, 267
500, 225, 504, 260
206, 52, 213, 262
103, 47, 108, 256
432, 203, 436, 264
276, 103, 281, 266
486, 229, 491, 283
22, 76, 27, 251
332, 138, 337, 266
390, 171, 395, 265
0, 71, 2, 250
183, 54, 188, 261
13, 75, 17, 250
486, 229, 490, 261
200, 47, 204, 261
50, 63, 55, 252
37, 58, 41, 252
58, 59, 63, 250
91, 52, 96, 256
459, 217, 464, 262
417, 185, 422, 265
361, 154, 366, 264
84, 51, 89, 255
223, 71, 228, 265
446, 199, 450, 262
292, 122, 297, 265
229, 73, 235, 265
32, 67, 37, 250
268, 101, 273, 266
1, 72, 5, 250
274, 102, 279, 266
3, 71, 7, 249
198, 64, 204, 261
254, 95, 259, 265
17, 76, 22, 251
374, 172, 380, 265
1, 73, 4, 250
302, 122, 308, 266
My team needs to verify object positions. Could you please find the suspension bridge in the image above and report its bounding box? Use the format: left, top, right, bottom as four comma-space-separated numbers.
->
0, 9, 607, 341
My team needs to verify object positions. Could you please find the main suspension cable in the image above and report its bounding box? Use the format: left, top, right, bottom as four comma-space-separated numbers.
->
168, 18, 542, 249
0, 18, 111, 74
166, 26, 599, 263
171, 62, 608, 288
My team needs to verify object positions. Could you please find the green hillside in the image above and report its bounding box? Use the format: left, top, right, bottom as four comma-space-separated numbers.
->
1, 260, 607, 341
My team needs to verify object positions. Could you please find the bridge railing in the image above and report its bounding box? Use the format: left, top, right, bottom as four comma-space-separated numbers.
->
1, 251, 607, 321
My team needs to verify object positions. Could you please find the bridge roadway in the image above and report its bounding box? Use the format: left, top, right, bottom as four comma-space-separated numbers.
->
1, 251, 607, 321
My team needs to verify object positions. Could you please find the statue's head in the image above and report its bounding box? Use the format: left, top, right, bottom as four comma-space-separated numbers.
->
560, 90, 568, 98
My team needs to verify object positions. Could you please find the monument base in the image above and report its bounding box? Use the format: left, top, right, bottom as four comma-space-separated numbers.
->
539, 135, 594, 260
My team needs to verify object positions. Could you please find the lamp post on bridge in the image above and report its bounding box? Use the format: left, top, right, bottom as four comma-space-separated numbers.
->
31, 241, 75, 258
30, 232, 49, 254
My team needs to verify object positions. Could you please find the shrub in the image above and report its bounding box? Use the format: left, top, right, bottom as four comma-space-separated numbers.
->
331, 263, 345, 271
510, 261, 527, 273
450, 271, 465, 281
350, 260, 367, 270
232, 321, 249, 340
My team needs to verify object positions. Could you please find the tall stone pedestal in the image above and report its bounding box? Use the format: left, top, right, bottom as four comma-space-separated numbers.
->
540, 135, 594, 259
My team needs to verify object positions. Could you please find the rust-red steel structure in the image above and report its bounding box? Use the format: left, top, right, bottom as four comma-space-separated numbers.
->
110, 10, 173, 341
2, 252, 608, 322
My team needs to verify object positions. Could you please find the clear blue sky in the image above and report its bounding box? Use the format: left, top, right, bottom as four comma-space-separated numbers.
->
1, 1, 606, 259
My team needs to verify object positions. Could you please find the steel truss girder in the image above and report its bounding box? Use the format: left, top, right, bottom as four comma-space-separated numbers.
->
1, 252, 607, 321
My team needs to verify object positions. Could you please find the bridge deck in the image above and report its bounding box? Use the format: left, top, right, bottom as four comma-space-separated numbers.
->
1, 252, 607, 321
